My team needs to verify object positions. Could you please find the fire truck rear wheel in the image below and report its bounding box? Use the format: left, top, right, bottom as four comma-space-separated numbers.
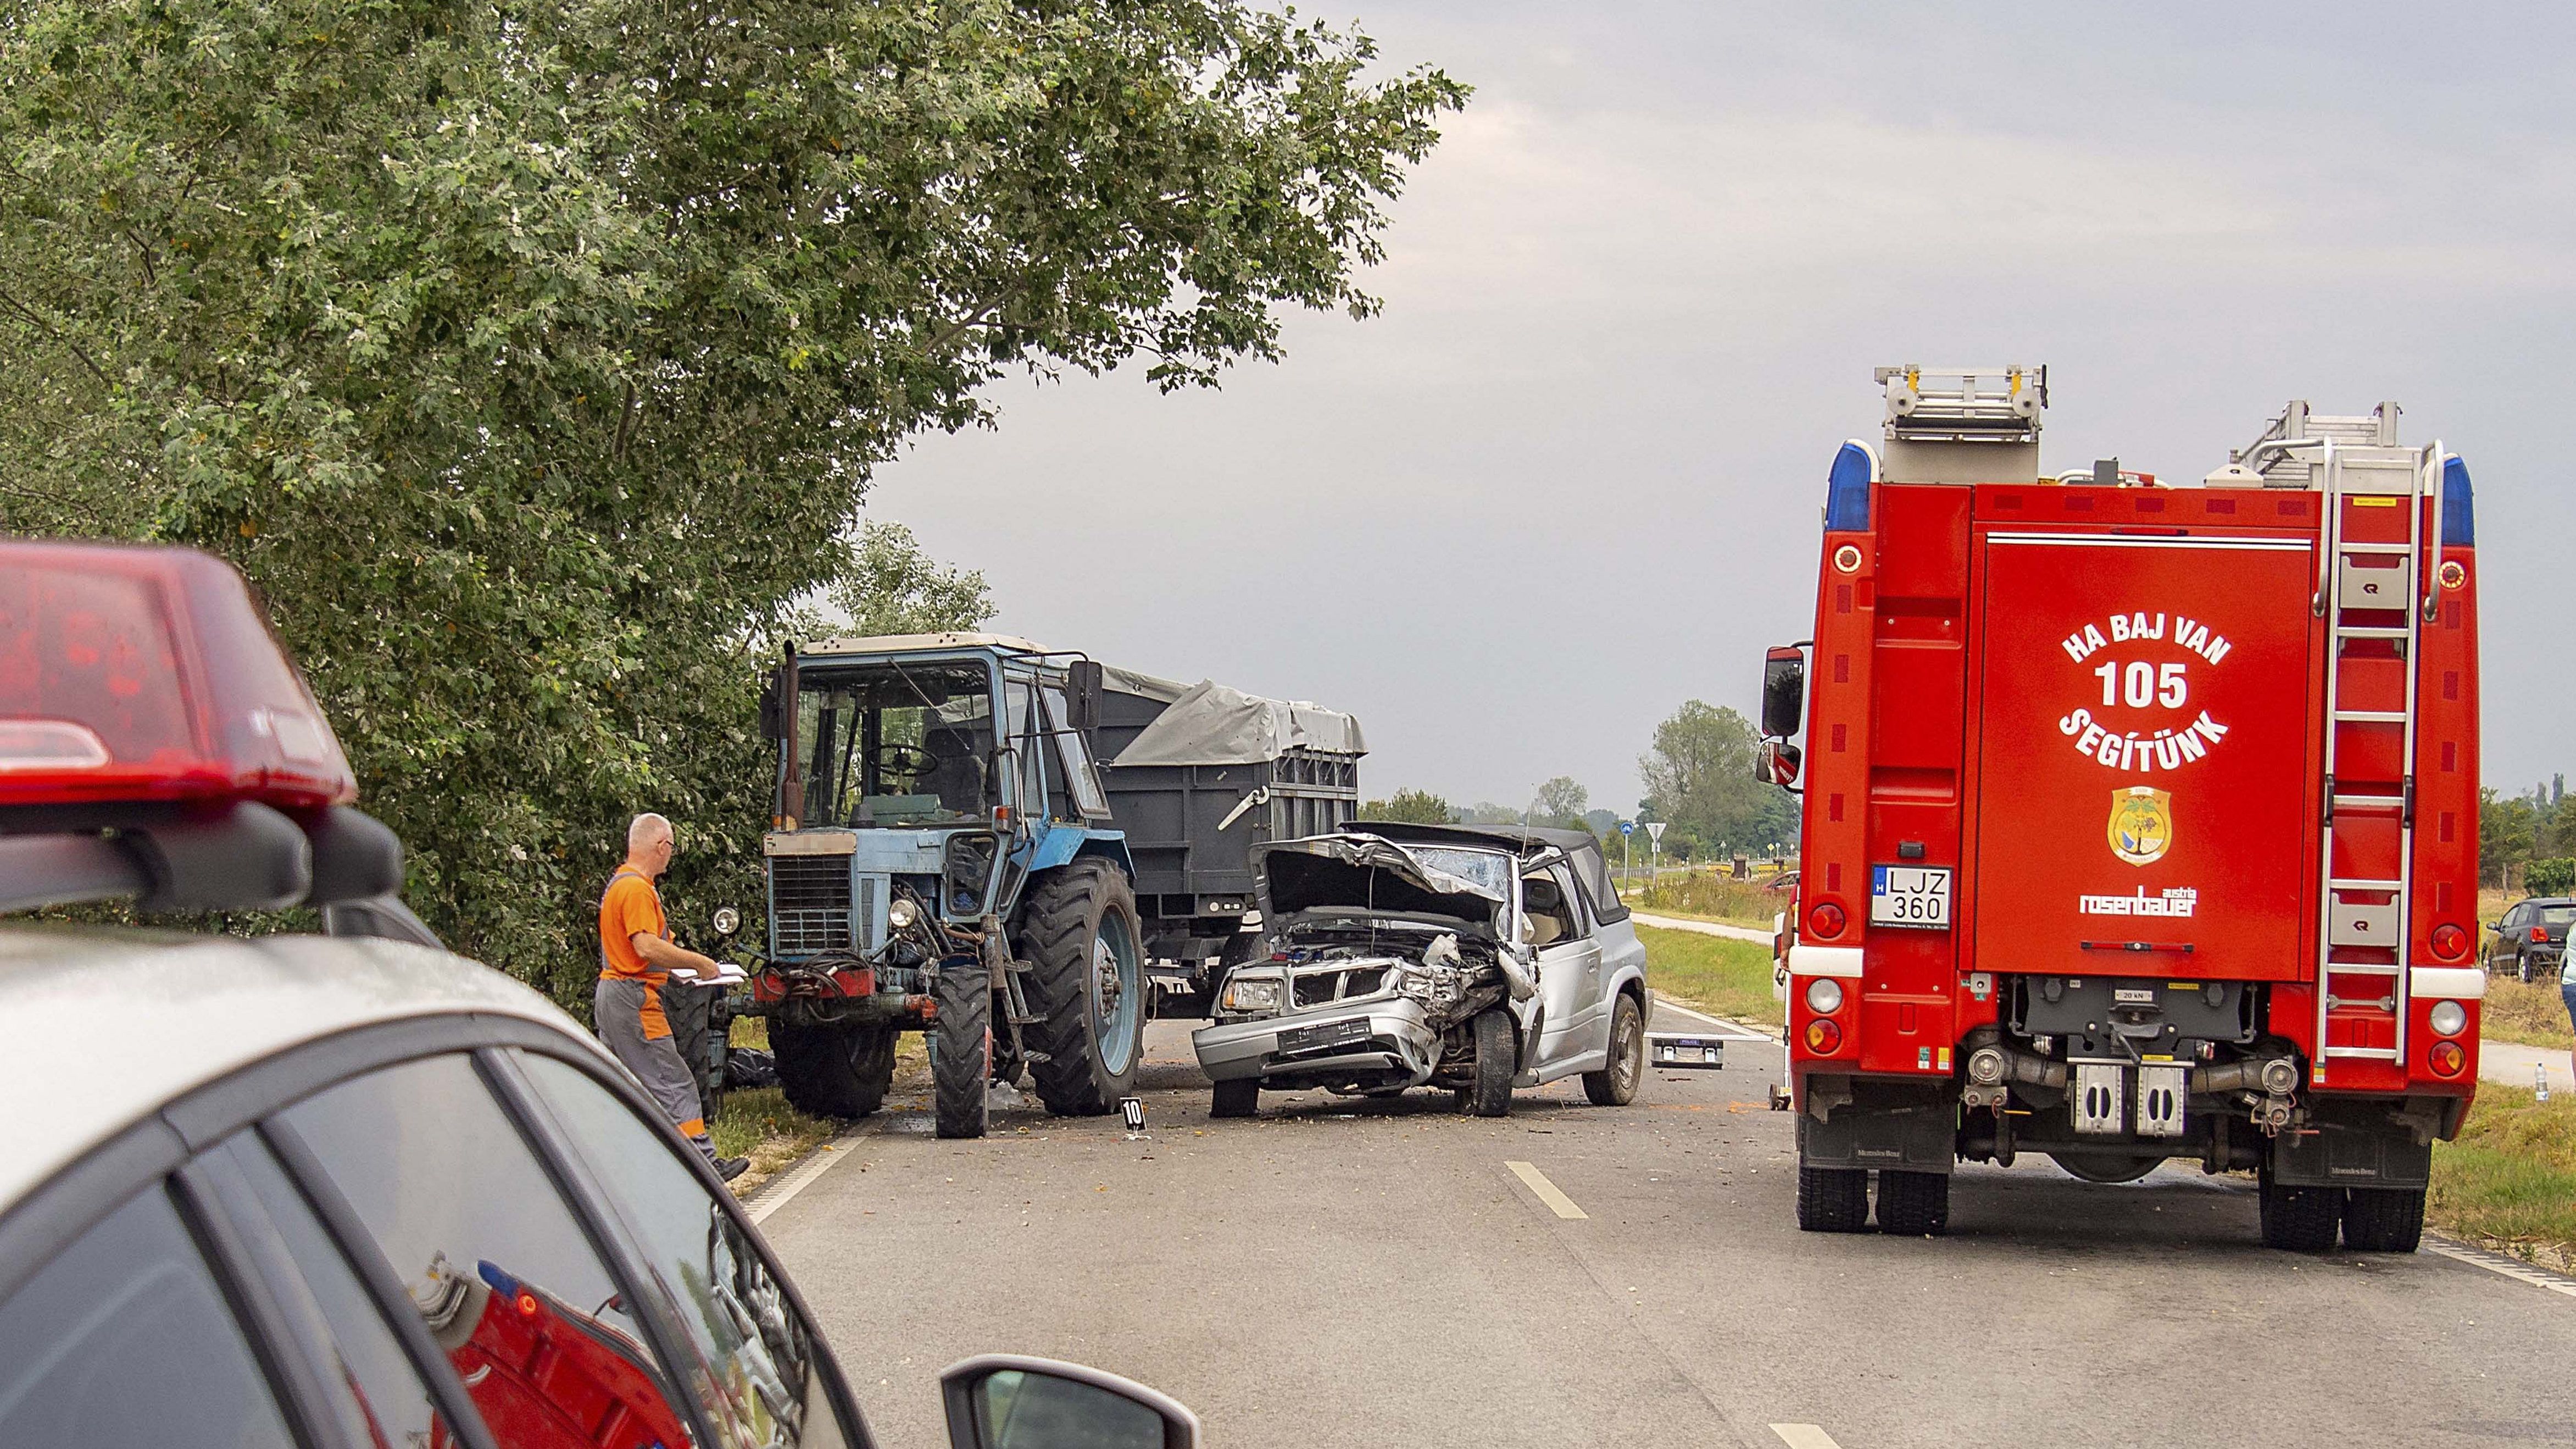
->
770, 1020, 893, 1120
1874, 1169, 1950, 1236
2342, 1186, 2425, 1253
1017, 859, 1147, 1117
932, 962, 992, 1140
1795, 1163, 1869, 1233
2256, 1165, 2342, 1252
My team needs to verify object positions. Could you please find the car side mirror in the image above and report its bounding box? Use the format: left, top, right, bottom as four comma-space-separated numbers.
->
712, 906, 741, 937
940, 1355, 1199, 1449
1756, 739, 1802, 788
1066, 659, 1104, 733
1761, 646, 1806, 740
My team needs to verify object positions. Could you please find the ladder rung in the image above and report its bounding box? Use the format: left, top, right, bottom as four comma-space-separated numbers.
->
2322, 1046, 2403, 1060
2335, 626, 2412, 640
2327, 877, 2403, 891
2330, 792, 2403, 807
2334, 709, 2407, 723
2323, 962, 2404, 975
2338, 542, 2414, 555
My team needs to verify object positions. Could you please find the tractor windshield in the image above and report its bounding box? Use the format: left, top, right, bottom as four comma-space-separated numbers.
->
795, 659, 999, 826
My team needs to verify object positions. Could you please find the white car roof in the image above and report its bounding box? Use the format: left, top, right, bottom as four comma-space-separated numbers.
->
0, 924, 610, 1212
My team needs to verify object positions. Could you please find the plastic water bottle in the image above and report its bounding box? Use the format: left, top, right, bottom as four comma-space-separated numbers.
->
2538, 1062, 2552, 1103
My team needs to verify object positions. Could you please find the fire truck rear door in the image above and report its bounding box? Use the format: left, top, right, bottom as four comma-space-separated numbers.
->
1972, 530, 2317, 981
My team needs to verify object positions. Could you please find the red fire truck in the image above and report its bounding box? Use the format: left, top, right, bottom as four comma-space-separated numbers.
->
1756, 367, 2482, 1251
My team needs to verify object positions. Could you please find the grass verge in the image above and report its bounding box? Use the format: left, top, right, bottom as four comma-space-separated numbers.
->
2430, 1084, 2576, 1270
1631, 871, 1782, 928
2482, 976, 2574, 1052
708, 1014, 931, 1195
1638, 924, 1782, 1026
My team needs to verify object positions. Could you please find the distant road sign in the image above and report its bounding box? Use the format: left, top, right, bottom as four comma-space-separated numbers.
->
1619, 820, 1636, 836
1645, 821, 1668, 845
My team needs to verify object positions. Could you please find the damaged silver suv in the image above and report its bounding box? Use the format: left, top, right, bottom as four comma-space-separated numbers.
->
1192, 823, 1650, 1117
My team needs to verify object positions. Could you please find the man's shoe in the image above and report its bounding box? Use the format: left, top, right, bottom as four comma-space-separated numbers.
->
716, 1156, 751, 1182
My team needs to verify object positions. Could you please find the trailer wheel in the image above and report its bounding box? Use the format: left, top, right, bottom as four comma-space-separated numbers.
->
1583, 992, 1645, 1107
1017, 859, 1147, 1117
1459, 1008, 1515, 1117
2257, 1166, 2341, 1252
2343, 1187, 2425, 1253
932, 961, 991, 1140
1875, 1170, 1950, 1236
1210, 1079, 1260, 1118
771, 1020, 893, 1120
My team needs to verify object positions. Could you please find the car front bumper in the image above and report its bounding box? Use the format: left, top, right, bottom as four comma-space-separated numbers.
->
1192, 997, 1442, 1087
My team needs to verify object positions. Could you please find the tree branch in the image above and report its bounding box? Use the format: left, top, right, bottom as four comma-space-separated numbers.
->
0, 289, 114, 390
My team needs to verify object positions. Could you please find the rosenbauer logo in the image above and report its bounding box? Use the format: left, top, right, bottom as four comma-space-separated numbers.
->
2054, 609, 2233, 774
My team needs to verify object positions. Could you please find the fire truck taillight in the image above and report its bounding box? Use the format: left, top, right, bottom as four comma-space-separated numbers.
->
2428, 1040, 2466, 1078
1808, 902, 1846, 937
1803, 1019, 1843, 1054
0, 541, 355, 809
2430, 924, 2468, 961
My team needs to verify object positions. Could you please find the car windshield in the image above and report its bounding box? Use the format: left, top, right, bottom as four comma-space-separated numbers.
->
795, 660, 995, 825
1403, 845, 1514, 896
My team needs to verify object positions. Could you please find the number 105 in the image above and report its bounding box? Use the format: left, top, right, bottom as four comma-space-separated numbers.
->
2093, 660, 2187, 709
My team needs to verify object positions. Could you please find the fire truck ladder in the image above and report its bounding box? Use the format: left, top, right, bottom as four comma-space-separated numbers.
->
2298, 426, 2446, 1082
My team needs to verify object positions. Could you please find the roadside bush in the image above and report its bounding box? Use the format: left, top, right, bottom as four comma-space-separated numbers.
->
2528, 858, 2575, 897
1635, 871, 1783, 925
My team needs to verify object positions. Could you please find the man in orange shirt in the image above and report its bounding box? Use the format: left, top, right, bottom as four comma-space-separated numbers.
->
598, 812, 749, 1181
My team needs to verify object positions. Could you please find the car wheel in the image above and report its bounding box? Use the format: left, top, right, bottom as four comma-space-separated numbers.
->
1583, 992, 1645, 1107
1210, 1079, 1259, 1118
1462, 1008, 1514, 1117
2343, 1187, 2425, 1253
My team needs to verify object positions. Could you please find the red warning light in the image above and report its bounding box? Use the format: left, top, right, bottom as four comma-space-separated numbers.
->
0, 542, 354, 809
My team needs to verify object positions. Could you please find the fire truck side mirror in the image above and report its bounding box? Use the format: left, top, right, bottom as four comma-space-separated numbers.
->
1761, 647, 1807, 739
1757, 739, 1802, 789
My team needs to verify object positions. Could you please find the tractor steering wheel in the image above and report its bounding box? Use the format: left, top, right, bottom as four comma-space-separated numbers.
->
872, 741, 941, 781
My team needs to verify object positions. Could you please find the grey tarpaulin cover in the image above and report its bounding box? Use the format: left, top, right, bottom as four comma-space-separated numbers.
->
1107, 678, 1366, 767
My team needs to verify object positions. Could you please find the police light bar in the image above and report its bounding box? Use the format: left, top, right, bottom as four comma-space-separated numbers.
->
0, 540, 355, 809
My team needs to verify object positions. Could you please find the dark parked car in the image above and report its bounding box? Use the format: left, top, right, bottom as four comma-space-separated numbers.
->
2486, 896, 2572, 982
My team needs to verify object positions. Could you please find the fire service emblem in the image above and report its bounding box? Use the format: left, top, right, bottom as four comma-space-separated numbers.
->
2108, 787, 2173, 866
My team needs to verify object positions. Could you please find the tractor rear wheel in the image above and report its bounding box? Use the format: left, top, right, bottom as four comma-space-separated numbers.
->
2343, 1187, 2425, 1253
771, 1019, 892, 1120
932, 961, 991, 1140
1016, 859, 1147, 1117
2257, 1165, 2342, 1252
1875, 1170, 1950, 1236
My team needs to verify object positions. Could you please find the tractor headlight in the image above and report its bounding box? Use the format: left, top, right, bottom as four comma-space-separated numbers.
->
1804, 978, 1844, 1015
1220, 976, 1282, 1014
887, 897, 919, 931
2429, 1000, 2468, 1038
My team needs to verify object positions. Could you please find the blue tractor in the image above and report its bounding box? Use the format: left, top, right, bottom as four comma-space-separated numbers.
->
742, 634, 1144, 1139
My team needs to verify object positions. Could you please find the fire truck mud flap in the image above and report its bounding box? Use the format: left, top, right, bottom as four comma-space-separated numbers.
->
1797, 1081, 1956, 1173
2267, 1097, 2435, 1190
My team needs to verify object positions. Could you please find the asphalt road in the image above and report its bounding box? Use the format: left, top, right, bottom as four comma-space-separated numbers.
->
761, 1008, 2576, 1449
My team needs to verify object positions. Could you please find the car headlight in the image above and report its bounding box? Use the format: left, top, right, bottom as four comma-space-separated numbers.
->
1804, 978, 1844, 1015
1219, 977, 1281, 1013
2428, 1000, 2468, 1038
887, 897, 918, 931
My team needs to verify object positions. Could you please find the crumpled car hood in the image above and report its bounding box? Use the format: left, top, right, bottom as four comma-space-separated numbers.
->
1251, 833, 1503, 932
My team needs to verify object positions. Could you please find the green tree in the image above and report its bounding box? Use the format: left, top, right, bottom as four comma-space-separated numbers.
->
816, 523, 997, 639
1531, 775, 1589, 828
0, 0, 1464, 1001
1361, 787, 1454, 824
2482, 786, 2538, 889
1639, 701, 1798, 858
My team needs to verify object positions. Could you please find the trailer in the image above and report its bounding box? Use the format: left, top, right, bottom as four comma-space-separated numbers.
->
1755, 367, 2482, 1250
1092, 669, 1366, 1015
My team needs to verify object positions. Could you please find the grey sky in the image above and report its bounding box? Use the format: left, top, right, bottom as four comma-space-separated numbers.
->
869, 1, 2574, 814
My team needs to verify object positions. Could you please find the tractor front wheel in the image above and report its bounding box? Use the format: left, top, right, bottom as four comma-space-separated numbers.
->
771, 1019, 894, 1121
932, 961, 992, 1140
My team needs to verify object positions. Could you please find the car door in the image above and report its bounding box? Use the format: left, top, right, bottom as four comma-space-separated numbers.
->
1520, 861, 1604, 1080
2490, 904, 2524, 971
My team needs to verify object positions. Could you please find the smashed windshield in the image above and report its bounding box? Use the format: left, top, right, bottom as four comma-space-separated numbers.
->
1404, 846, 1514, 897
796, 660, 995, 825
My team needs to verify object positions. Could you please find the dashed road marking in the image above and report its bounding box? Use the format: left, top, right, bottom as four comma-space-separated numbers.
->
1505, 1160, 1589, 1219
1769, 1426, 1844, 1449
2424, 1236, 2576, 1301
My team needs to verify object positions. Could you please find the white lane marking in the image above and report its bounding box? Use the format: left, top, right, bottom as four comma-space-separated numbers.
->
1650, 998, 1776, 1041
746, 1130, 866, 1225
2424, 1236, 2576, 1302
1505, 1160, 1589, 1219
1770, 1426, 1844, 1449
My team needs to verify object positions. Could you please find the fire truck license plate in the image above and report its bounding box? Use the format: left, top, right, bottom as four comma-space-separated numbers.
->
1871, 866, 1952, 928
